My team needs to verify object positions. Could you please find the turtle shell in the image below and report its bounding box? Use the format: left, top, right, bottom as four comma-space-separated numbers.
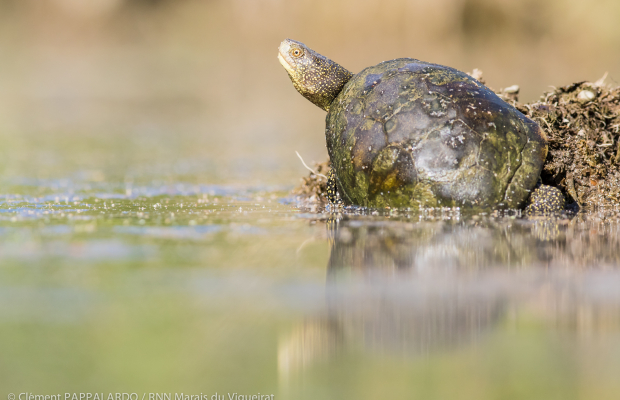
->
326, 58, 547, 209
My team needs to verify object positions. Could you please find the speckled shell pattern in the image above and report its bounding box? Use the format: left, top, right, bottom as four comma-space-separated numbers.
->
326, 59, 548, 210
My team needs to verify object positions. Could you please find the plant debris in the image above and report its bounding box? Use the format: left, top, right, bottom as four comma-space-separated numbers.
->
294, 74, 620, 209
292, 160, 331, 204
515, 80, 620, 208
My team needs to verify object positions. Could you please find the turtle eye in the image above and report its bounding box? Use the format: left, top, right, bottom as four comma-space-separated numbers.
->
291, 48, 304, 58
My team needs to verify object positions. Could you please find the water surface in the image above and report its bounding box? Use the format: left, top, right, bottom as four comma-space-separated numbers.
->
2, 170, 620, 400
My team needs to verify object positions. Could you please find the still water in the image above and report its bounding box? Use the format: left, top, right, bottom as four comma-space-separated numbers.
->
2, 167, 620, 399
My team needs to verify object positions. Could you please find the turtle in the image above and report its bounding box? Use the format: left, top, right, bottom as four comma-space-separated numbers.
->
278, 39, 564, 211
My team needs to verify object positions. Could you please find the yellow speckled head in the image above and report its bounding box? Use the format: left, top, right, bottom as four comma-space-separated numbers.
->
278, 39, 353, 111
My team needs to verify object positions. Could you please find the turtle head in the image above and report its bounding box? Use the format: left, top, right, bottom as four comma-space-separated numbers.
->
278, 39, 353, 111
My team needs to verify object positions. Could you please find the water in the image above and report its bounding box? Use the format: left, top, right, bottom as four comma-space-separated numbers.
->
3, 157, 620, 400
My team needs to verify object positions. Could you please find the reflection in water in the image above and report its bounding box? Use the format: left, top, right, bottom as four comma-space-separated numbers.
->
279, 210, 620, 377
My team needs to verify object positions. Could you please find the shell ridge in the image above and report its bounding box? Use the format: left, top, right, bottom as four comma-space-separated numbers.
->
500, 139, 528, 205
334, 171, 355, 206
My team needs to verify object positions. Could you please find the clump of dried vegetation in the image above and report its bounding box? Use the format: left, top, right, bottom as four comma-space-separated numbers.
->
515, 79, 620, 208
294, 73, 620, 209
291, 160, 331, 203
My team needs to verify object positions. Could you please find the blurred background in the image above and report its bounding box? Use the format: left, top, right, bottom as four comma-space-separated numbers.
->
0, 0, 619, 188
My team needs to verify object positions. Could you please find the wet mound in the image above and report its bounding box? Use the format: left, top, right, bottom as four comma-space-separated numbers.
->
294, 78, 620, 209
516, 81, 620, 208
